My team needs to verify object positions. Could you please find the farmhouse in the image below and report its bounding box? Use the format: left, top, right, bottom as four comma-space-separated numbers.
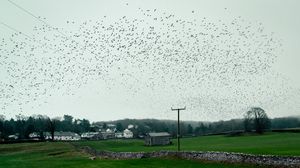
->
144, 132, 171, 146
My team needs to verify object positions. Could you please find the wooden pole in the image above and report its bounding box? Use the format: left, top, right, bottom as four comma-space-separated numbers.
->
171, 106, 186, 152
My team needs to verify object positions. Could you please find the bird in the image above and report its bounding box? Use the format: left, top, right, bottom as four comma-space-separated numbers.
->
0, 5, 297, 121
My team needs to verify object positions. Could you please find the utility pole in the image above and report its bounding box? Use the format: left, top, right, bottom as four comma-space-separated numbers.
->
171, 106, 186, 152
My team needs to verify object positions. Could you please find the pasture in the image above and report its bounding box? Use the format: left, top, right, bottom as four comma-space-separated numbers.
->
1, 133, 300, 168
0, 142, 266, 168
73, 132, 300, 156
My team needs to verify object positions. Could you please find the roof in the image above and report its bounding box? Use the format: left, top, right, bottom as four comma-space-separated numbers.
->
81, 132, 100, 137
148, 132, 171, 137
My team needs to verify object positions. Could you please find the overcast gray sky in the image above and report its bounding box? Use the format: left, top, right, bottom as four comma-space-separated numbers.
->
0, 0, 299, 121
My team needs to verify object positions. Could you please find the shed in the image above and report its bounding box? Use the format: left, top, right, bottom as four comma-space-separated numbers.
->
144, 132, 171, 146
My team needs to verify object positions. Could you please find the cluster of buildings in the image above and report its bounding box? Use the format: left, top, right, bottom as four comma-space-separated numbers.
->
80, 128, 134, 140
28, 124, 134, 141
29, 132, 81, 141
28, 130, 172, 146
14, 123, 172, 146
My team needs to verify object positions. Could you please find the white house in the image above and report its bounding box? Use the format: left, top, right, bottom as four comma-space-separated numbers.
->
115, 132, 123, 138
45, 132, 81, 141
123, 129, 133, 138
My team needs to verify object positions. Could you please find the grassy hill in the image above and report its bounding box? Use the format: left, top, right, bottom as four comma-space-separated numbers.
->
0, 142, 266, 168
73, 132, 300, 156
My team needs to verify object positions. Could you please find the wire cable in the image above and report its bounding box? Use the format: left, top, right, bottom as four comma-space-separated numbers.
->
0, 21, 32, 39
0, 20, 96, 71
6, 0, 67, 37
6, 0, 101, 58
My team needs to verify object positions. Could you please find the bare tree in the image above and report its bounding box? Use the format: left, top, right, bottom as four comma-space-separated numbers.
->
244, 107, 271, 133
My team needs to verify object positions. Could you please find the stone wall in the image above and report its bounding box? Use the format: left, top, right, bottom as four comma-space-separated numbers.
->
81, 146, 300, 168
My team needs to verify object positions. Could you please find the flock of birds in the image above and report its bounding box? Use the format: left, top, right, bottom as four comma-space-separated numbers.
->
0, 6, 298, 120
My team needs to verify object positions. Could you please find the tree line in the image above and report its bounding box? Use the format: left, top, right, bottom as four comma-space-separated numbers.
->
0, 114, 90, 141
0, 107, 299, 141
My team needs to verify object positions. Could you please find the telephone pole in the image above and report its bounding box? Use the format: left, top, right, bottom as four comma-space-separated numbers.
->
171, 106, 186, 152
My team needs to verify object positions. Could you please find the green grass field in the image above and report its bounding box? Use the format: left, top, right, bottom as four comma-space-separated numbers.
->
0, 142, 266, 168
1, 133, 299, 168
73, 132, 300, 156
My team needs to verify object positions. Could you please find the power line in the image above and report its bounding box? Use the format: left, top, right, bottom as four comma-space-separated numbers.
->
0, 20, 96, 70
6, 0, 100, 58
5, 0, 108, 73
0, 21, 59, 54
6, 0, 66, 37
0, 21, 32, 39
0, 20, 63, 53
7, 0, 47, 24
